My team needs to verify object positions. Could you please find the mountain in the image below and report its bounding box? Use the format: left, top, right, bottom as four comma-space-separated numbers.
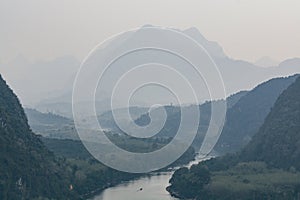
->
33, 26, 300, 116
35, 98, 125, 118
0, 75, 76, 199
25, 108, 71, 126
128, 89, 247, 152
127, 75, 298, 155
278, 58, 300, 69
98, 106, 149, 130
24, 108, 78, 140
182, 27, 300, 100
255, 56, 279, 67
241, 76, 300, 170
215, 74, 299, 154
183, 27, 227, 59
72, 26, 300, 108
167, 76, 300, 200
225, 90, 248, 108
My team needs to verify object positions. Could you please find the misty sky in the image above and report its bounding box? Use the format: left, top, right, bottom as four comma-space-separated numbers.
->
0, 0, 299, 64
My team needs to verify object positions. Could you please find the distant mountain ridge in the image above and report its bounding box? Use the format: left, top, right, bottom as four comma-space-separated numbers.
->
127, 74, 298, 154
0, 25, 300, 114
24, 108, 78, 140
25, 108, 71, 126
183, 27, 227, 58
255, 56, 279, 67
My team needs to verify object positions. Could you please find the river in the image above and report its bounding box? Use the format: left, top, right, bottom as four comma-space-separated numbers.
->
91, 156, 208, 200
91, 172, 176, 200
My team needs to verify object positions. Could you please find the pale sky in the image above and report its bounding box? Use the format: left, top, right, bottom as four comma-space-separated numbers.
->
0, 0, 299, 64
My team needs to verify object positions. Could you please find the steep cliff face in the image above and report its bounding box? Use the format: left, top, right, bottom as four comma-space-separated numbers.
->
0, 74, 75, 199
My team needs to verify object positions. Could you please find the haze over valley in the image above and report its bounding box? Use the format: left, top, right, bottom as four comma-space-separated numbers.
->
1, 1, 300, 199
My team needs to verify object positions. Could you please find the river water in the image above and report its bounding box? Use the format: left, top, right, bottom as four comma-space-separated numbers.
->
91, 156, 207, 200
91, 172, 176, 200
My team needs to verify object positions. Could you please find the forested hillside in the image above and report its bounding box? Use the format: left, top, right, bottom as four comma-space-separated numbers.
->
0, 75, 144, 199
167, 76, 300, 199
0, 75, 76, 199
215, 74, 299, 153
241, 75, 300, 169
